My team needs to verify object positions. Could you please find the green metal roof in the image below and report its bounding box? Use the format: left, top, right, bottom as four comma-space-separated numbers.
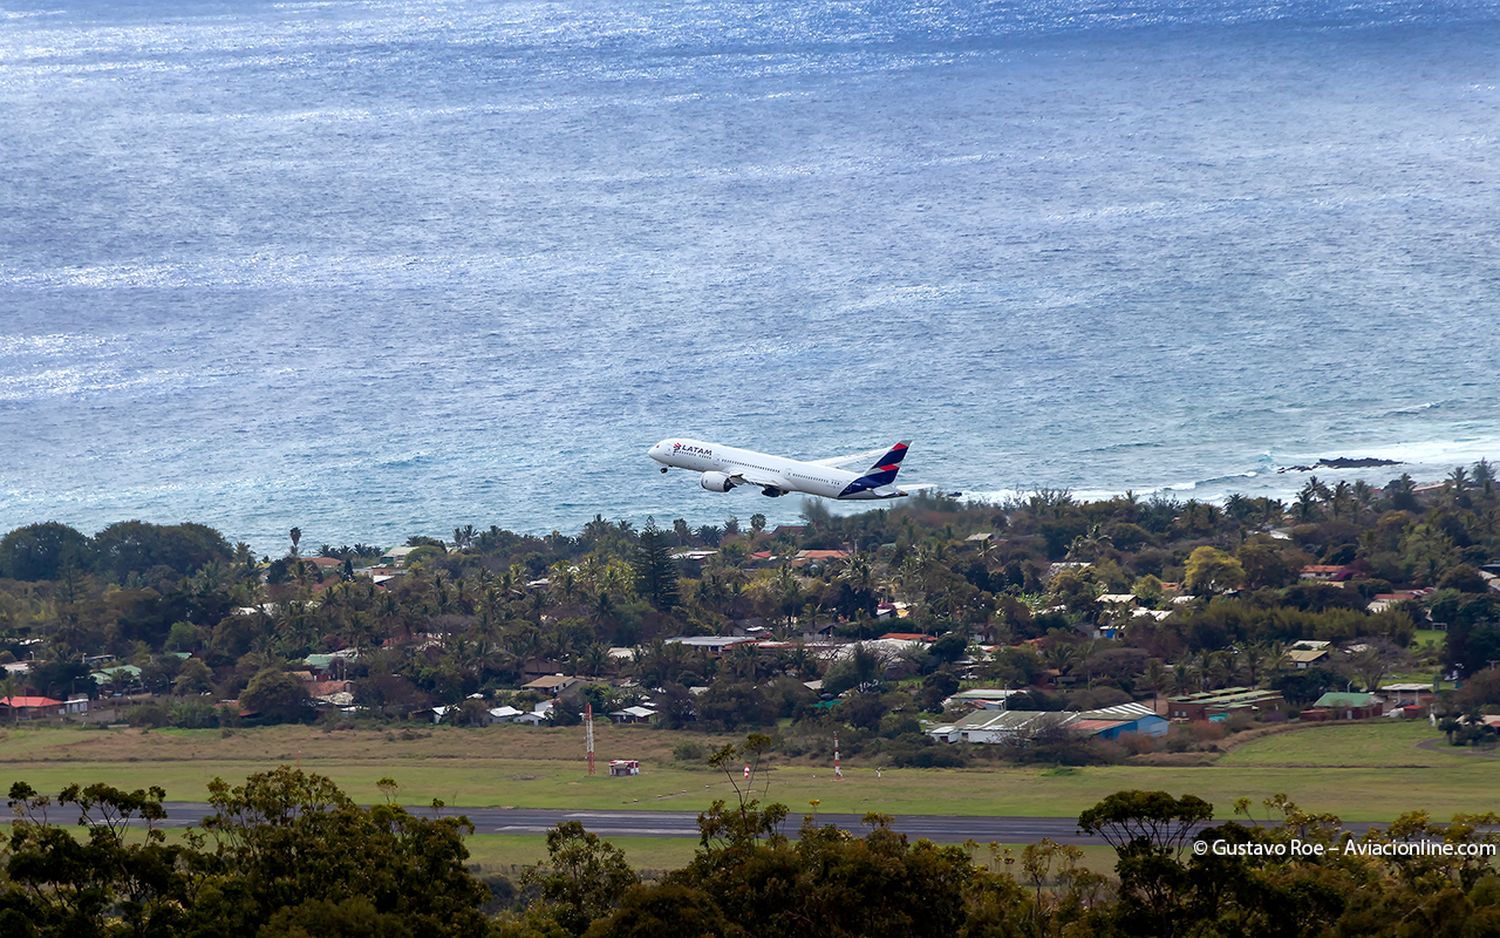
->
1312, 692, 1375, 708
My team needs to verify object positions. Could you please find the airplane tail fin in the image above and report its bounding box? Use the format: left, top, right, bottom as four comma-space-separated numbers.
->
853, 440, 910, 488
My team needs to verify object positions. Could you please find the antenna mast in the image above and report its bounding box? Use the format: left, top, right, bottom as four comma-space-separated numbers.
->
585, 703, 596, 776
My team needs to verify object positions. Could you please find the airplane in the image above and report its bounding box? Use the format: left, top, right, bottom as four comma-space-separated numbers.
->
647, 438, 913, 500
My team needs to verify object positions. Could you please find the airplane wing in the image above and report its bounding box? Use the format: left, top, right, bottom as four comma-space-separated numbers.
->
729, 469, 785, 489
809, 446, 891, 468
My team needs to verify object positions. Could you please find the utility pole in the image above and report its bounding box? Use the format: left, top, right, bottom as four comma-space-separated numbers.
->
585, 703, 595, 776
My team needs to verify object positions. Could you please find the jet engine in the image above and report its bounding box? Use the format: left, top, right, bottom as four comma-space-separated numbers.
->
699, 471, 736, 492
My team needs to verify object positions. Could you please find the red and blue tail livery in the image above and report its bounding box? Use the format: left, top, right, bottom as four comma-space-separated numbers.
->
839, 441, 911, 497
647, 438, 915, 501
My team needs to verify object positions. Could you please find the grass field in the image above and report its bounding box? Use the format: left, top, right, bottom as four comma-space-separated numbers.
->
1, 721, 1492, 823
1412, 628, 1447, 648
1219, 720, 1467, 767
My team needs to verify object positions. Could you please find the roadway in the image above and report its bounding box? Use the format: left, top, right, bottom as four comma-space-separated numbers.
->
146, 803, 1387, 845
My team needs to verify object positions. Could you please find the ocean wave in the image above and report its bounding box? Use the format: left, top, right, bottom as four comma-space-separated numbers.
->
0, 367, 196, 402
1377, 400, 1450, 419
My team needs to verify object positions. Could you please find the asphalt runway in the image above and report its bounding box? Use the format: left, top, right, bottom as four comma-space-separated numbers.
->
142, 803, 1388, 845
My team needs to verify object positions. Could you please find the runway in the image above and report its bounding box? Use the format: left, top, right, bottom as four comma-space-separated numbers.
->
146, 803, 1389, 845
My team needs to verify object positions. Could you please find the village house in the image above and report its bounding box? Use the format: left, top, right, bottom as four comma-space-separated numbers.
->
377, 546, 419, 568
608, 705, 658, 724
521, 674, 579, 696
663, 635, 755, 655
0, 695, 86, 721
928, 701, 1166, 744
1374, 682, 1436, 713
1302, 691, 1382, 721
1366, 590, 1429, 613
942, 688, 1030, 710
1166, 687, 1287, 722
486, 705, 525, 723
791, 549, 850, 570
303, 649, 358, 679
90, 663, 143, 693
1299, 564, 1356, 583
1285, 640, 1332, 669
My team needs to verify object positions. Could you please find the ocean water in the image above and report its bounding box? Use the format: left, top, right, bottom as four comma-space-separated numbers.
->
2, 0, 1498, 553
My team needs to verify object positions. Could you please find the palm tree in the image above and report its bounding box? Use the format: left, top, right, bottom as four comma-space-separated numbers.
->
1138, 660, 1170, 712
579, 643, 611, 679
1066, 524, 1113, 562
1169, 663, 1194, 696
289, 527, 302, 556
1472, 458, 1495, 499
1042, 643, 1079, 680
1448, 466, 1471, 506
1294, 488, 1320, 523
1389, 473, 1418, 510
1260, 497, 1285, 526
1330, 481, 1352, 519
1351, 480, 1375, 517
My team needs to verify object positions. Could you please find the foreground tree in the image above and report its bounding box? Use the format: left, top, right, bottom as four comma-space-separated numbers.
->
2, 768, 490, 938
519, 822, 638, 935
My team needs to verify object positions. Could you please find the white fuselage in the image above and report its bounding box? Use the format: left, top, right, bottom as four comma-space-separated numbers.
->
647, 439, 904, 500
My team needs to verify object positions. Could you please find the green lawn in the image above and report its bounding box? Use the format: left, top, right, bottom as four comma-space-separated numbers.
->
1412, 628, 1447, 648
1220, 721, 1458, 767
1, 723, 1493, 823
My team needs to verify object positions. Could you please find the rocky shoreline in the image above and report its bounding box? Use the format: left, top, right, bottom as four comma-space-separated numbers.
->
1276, 457, 1404, 474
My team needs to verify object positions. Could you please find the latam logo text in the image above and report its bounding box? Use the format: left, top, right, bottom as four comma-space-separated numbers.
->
673, 443, 712, 457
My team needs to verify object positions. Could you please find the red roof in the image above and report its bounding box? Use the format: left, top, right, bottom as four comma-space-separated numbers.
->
0, 696, 63, 708
879, 632, 936, 642
1070, 719, 1128, 733
307, 557, 344, 568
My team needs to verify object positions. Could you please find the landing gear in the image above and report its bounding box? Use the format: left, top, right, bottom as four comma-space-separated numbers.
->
760, 487, 785, 497
660, 467, 668, 473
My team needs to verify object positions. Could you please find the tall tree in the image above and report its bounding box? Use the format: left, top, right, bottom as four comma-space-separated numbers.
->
1183, 546, 1246, 595
0, 522, 90, 581
632, 518, 679, 611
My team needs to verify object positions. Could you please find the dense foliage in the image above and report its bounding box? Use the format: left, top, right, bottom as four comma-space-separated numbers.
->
1, 768, 489, 937
1, 463, 1498, 753
3, 766, 1497, 936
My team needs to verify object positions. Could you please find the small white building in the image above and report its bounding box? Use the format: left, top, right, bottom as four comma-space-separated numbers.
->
609, 705, 658, 724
